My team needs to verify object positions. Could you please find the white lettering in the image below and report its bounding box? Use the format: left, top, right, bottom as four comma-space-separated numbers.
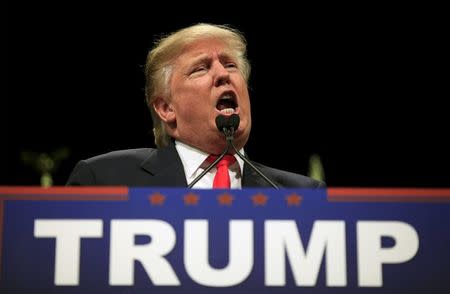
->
184, 220, 254, 286
34, 219, 103, 285
357, 221, 419, 287
109, 220, 180, 286
265, 220, 347, 286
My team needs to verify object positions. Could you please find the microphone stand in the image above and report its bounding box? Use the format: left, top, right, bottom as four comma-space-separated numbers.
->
187, 115, 239, 188
187, 139, 230, 188
187, 114, 279, 189
223, 127, 279, 189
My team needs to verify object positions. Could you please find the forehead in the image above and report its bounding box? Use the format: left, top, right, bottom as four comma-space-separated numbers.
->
177, 38, 234, 61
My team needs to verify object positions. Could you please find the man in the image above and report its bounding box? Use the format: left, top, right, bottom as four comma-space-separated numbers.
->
67, 23, 325, 188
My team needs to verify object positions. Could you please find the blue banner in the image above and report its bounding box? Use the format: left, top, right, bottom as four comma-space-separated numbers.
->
1, 187, 449, 293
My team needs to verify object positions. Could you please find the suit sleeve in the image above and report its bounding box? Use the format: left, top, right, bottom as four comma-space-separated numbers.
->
66, 160, 96, 186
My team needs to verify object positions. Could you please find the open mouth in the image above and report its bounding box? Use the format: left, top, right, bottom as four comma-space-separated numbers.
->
216, 91, 238, 115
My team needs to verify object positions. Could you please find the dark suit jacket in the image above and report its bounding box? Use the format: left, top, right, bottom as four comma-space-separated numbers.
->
66, 142, 325, 188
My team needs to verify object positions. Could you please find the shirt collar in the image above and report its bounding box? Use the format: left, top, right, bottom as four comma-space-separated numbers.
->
175, 140, 245, 179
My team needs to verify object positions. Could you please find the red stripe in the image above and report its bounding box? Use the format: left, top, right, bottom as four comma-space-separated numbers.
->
0, 186, 128, 195
0, 195, 128, 201
328, 187, 450, 202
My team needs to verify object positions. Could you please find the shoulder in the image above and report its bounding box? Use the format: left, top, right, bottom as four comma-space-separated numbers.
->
83, 148, 156, 165
66, 148, 156, 185
253, 162, 326, 188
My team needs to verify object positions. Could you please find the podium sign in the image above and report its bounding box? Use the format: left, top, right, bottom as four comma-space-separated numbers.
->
1, 187, 449, 293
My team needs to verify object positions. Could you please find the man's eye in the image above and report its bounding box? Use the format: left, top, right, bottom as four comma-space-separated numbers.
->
225, 63, 237, 69
191, 66, 207, 74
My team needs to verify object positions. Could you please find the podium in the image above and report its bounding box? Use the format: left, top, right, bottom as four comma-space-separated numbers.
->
1, 187, 449, 293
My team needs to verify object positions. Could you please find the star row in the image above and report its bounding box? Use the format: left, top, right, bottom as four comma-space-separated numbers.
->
147, 192, 303, 207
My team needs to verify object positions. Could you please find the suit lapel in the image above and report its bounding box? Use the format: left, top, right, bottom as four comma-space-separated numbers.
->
139, 142, 275, 188
242, 162, 275, 188
140, 141, 188, 187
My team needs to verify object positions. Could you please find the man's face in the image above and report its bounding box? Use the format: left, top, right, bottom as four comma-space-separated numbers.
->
166, 38, 251, 154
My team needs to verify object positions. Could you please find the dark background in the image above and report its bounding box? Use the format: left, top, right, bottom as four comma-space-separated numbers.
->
5, 2, 449, 187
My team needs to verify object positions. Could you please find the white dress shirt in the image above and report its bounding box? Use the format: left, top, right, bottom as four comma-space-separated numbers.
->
175, 140, 244, 189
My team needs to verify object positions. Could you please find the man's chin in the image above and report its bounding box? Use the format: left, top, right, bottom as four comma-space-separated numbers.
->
195, 130, 248, 155
233, 128, 250, 149
191, 137, 227, 155
209, 141, 228, 155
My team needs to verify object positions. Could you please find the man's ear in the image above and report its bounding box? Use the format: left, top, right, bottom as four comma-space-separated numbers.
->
152, 97, 176, 123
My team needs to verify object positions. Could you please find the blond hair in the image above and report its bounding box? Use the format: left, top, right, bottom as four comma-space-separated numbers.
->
144, 23, 251, 148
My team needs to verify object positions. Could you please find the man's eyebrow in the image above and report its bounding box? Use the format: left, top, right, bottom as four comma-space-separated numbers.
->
187, 51, 236, 67
219, 51, 235, 61
190, 55, 211, 65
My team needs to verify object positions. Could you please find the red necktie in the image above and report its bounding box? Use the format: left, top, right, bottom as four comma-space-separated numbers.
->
206, 155, 237, 188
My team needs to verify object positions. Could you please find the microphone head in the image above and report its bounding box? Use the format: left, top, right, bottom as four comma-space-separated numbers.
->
216, 114, 240, 133
229, 114, 240, 131
215, 115, 229, 132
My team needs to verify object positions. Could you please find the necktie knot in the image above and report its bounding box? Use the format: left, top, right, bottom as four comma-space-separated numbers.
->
206, 154, 236, 166
206, 155, 236, 189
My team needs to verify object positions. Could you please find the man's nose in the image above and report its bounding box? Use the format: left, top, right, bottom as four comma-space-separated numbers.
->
214, 63, 231, 87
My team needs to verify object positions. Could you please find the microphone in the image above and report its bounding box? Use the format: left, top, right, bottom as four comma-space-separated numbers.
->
186, 116, 233, 188
220, 114, 279, 189
187, 114, 279, 189
216, 114, 240, 140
